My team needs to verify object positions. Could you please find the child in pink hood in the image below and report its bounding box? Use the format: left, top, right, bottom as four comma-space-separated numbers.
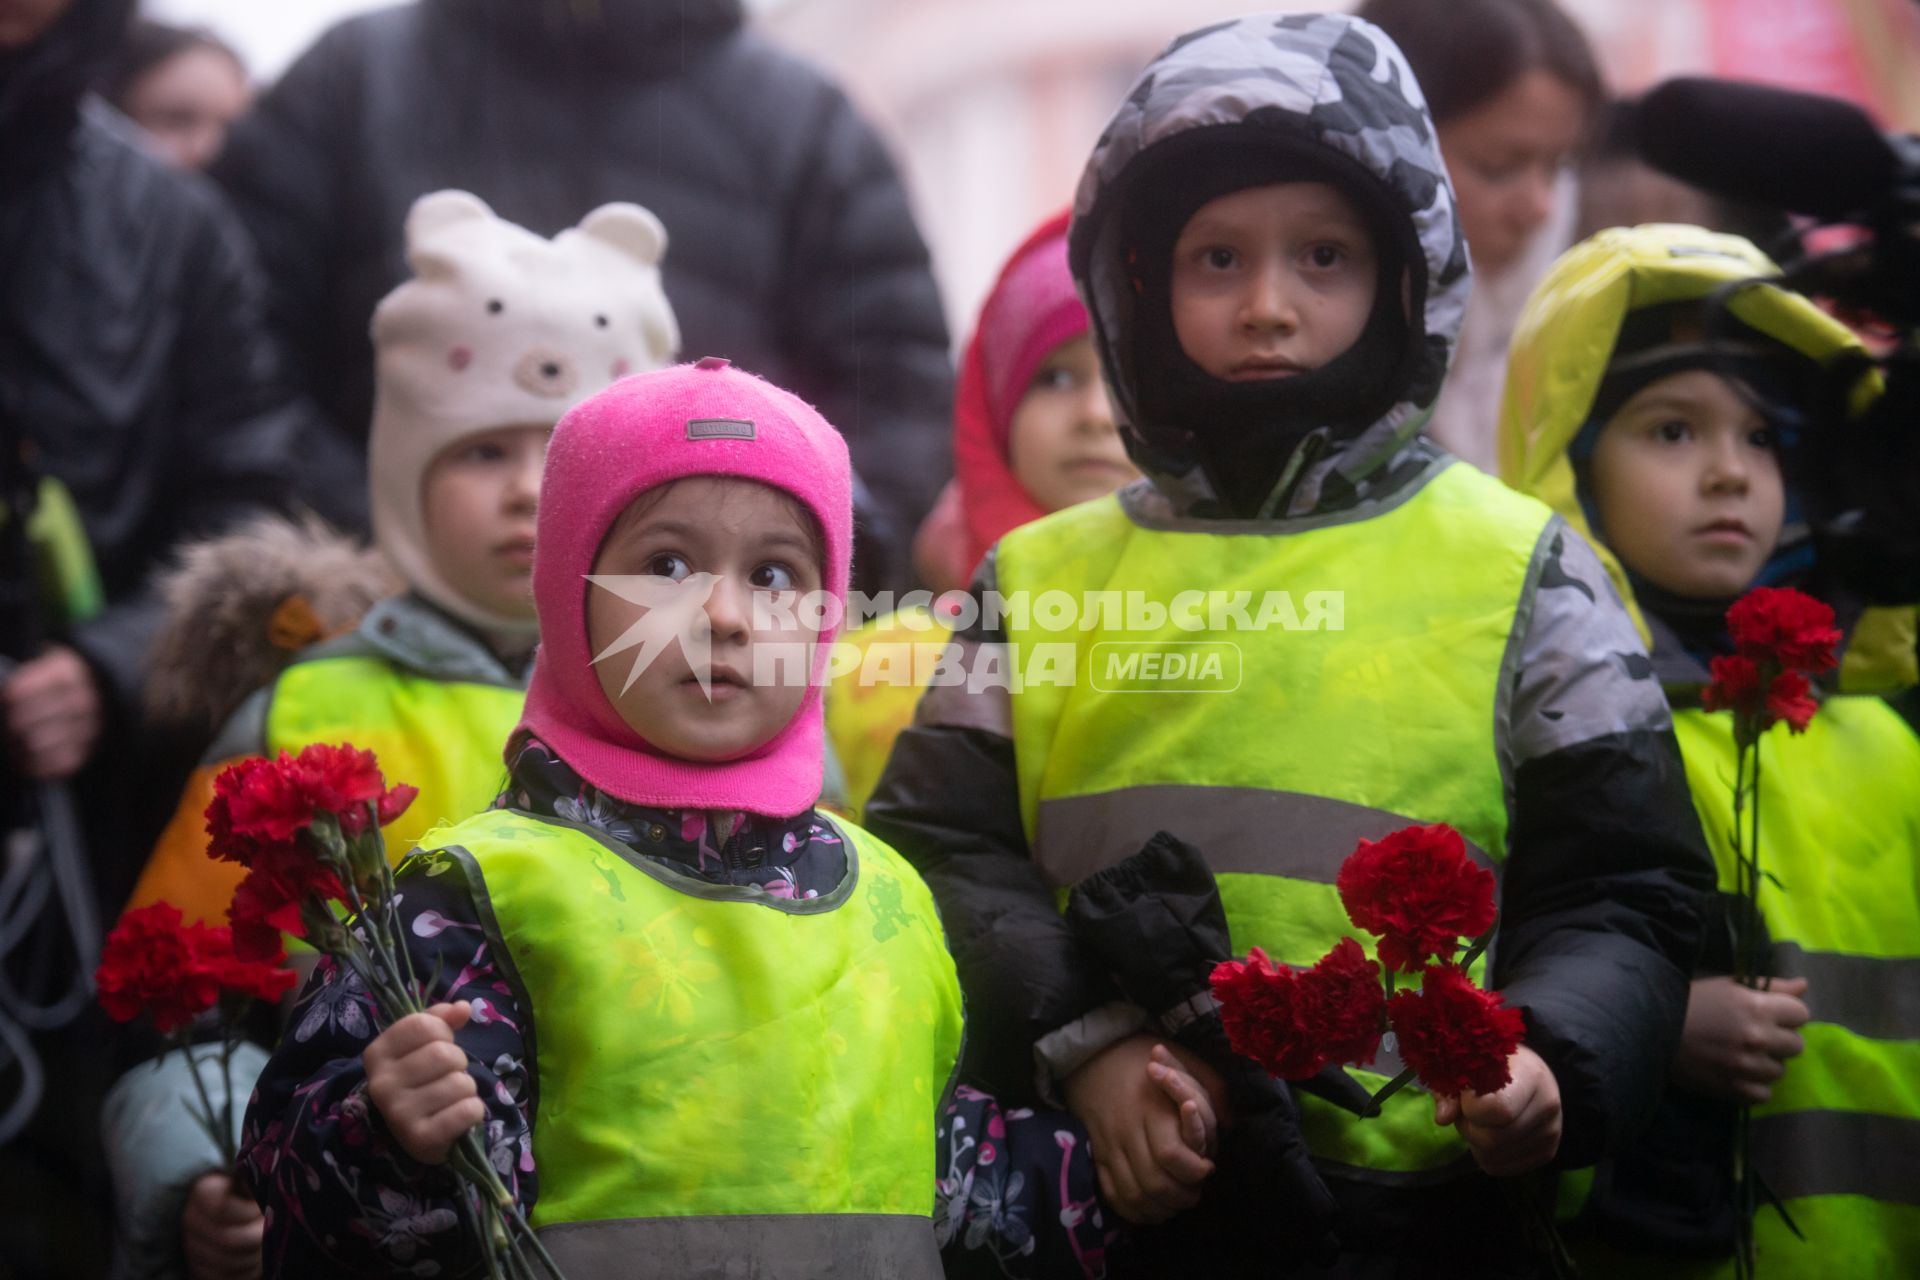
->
241, 360, 964, 1279
832, 215, 1138, 817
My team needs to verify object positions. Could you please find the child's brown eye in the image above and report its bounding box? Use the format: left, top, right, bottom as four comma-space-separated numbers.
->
1308, 245, 1343, 269
751, 563, 797, 592
1029, 366, 1076, 393
1205, 247, 1235, 270
646, 553, 691, 581
1654, 420, 1689, 443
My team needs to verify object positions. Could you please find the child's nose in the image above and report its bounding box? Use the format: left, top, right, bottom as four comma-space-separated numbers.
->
1703, 436, 1751, 491
1242, 264, 1298, 332
1079, 377, 1116, 435
505, 452, 543, 511
703, 577, 752, 640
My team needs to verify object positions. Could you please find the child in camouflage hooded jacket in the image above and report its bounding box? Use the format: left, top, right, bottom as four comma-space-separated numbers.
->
867, 14, 1717, 1275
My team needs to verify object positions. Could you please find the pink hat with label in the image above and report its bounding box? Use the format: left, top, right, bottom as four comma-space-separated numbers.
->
515, 358, 852, 815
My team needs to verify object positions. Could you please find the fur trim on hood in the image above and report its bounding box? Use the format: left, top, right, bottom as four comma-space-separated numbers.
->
143, 514, 401, 735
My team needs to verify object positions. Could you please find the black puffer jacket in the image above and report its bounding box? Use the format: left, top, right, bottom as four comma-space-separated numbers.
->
212, 0, 953, 577
0, 0, 355, 729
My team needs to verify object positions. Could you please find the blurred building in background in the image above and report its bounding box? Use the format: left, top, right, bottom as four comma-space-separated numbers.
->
145, 0, 1920, 348
766, 0, 1920, 338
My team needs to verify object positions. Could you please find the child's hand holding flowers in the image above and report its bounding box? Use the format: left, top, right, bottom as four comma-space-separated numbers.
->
1432, 1046, 1562, 1176
363, 1001, 491, 1166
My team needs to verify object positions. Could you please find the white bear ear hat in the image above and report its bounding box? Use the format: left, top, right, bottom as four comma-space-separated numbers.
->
368, 189, 681, 636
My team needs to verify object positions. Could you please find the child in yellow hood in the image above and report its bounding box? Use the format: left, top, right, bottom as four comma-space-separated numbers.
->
1499, 222, 1920, 1278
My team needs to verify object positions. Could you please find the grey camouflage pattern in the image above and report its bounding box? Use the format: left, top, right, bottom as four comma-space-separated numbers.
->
1506, 524, 1673, 778
1070, 12, 1471, 519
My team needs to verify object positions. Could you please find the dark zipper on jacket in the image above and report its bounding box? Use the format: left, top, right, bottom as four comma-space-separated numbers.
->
717, 820, 764, 879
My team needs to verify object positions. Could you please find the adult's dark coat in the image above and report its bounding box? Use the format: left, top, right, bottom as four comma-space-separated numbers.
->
0, 0, 343, 740
212, 0, 954, 572
1, 2, 347, 1268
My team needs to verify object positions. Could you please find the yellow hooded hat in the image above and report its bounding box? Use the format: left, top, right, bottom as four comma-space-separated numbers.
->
1496, 222, 1912, 691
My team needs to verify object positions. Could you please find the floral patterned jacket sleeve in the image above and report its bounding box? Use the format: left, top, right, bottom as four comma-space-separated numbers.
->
239, 865, 537, 1279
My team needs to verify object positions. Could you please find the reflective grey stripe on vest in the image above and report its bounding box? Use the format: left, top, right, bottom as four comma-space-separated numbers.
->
537, 1214, 943, 1279
1753, 1110, 1920, 1208
1773, 943, 1920, 1040
1032, 785, 1498, 888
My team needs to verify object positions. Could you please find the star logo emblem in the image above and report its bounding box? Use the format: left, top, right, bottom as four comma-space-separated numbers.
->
586, 573, 723, 699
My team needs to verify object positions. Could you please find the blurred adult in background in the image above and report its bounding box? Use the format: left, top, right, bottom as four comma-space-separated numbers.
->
0, 0, 350, 876
212, 0, 954, 592
1, 0, 349, 1269
99, 19, 250, 172
1358, 0, 1603, 472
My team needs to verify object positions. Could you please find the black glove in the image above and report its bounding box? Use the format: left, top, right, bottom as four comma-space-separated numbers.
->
1067, 831, 1344, 1273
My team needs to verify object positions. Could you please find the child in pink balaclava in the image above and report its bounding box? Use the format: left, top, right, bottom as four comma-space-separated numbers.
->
240, 360, 964, 1278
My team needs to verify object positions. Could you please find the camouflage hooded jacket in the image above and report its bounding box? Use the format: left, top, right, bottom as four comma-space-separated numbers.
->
866, 13, 1714, 1200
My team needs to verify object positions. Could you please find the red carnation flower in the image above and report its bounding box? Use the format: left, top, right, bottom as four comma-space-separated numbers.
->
1211, 948, 1330, 1080
95, 903, 222, 1033
1336, 824, 1497, 972
228, 915, 290, 968
1386, 964, 1526, 1098
227, 845, 345, 961
206, 744, 409, 861
1704, 656, 1821, 734
209, 948, 300, 1004
206, 755, 312, 857
339, 781, 419, 840
187, 924, 299, 1003
1765, 669, 1819, 733
1702, 654, 1763, 718
289, 743, 387, 814
1726, 587, 1840, 674
203, 795, 267, 867
1295, 938, 1386, 1068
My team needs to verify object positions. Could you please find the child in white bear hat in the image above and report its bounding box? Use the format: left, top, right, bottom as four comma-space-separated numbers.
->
103, 190, 679, 1280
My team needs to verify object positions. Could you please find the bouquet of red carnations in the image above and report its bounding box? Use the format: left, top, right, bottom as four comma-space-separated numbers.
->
1209, 822, 1521, 1107
204, 742, 565, 1280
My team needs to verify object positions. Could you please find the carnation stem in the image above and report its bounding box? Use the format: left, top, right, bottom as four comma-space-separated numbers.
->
333, 878, 419, 1018
1362, 1065, 1418, 1118
179, 1034, 237, 1171
1746, 746, 1765, 987
451, 1129, 567, 1279
1459, 926, 1493, 973
1727, 711, 1763, 1280
218, 1034, 241, 1179
310, 802, 566, 1277
474, 1198, 508, 1280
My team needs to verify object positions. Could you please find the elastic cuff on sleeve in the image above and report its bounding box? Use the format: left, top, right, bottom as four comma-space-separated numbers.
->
1031, 1000, 1151, 1107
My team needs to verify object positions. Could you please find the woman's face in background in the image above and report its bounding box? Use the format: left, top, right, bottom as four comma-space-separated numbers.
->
122, 44, 252, 171
1438, 69, 1588, 278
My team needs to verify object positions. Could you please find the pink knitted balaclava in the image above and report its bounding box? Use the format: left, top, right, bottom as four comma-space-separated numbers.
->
515, 359, 852, 816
